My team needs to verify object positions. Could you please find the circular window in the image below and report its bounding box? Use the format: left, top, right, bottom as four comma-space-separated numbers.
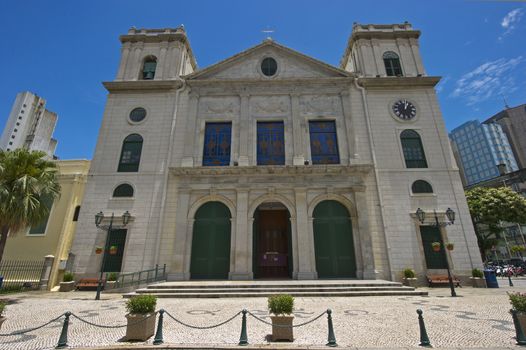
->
261, 57, 277, 77
129, 107, 147, 123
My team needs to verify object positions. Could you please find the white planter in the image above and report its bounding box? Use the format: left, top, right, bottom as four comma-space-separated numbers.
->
270, 315, 294, 341
125, 313, 156, 341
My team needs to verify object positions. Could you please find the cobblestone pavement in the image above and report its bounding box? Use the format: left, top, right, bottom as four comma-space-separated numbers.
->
0, 278, 524, 349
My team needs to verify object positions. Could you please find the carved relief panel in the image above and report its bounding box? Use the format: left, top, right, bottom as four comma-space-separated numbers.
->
250, 95, 290, 117
199, 96, 240, 118
299, 95, 342, 117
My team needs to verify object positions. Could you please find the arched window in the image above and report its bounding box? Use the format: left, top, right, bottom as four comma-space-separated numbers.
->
118, 134, 143, 172
142, 56, 157, 80
383, 51, 402, 77
401, 130, 427, 168
113, 184, 134, 197
412, 180, 433, 194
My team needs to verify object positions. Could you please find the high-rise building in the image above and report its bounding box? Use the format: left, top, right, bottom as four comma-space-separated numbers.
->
484, 104, 526, 169
449, 120, 518, 186
0, 91, 58, 158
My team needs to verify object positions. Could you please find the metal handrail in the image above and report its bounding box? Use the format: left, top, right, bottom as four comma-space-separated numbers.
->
113, 264, 166, 288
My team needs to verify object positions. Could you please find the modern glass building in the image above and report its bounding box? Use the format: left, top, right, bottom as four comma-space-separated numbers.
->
450, 120, 519, 186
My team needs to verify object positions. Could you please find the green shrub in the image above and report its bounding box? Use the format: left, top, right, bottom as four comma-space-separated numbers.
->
509, 292, 526, 312
268, 294, 294, 315
63, 272, 74, 282
403, 268, 416, 279
0, 301, 5, 316
472, 268, 484, 278
107, 272, 118, 281
125, 295, 157, 314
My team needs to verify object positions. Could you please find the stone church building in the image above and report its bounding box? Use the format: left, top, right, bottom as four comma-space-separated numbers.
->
71, 23, 482, 282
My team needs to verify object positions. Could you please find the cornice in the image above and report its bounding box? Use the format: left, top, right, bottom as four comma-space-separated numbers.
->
103, 80, 184, 92
170, 164, 373, 177
186, 77, 354, 87
357, 76, 440, 89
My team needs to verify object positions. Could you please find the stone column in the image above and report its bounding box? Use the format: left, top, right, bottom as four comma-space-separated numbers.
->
39, 255, 55, 290
290, 94, 305, 165
231, 189, 251, 279
155, 41, 169, 80
354, 191, 376, 279
340, 91, 356, 163
170, 190, 191, 280
238, 94, 250, 166
116, 42, 131, 81
182, 93, 199, 167
295, 188, 317, 279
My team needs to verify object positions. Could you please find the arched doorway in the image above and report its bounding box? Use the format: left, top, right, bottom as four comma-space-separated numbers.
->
313, 200, 356, 278
253, 202, 293, 279
190, 201, 231, 279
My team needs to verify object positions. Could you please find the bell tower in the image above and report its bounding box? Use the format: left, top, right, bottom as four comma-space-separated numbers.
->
115, 26, 197, 81
340, 22, 426, 77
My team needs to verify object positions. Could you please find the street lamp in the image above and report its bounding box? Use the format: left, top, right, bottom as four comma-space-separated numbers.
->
416, 207, 457, 297
94, 210, 131, 300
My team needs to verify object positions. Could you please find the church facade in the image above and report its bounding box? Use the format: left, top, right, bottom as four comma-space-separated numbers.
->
71, 23, 483, 283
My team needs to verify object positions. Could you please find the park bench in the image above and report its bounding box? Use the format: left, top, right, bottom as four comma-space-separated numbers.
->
426, 274, 461, 287
76, 278, 104, 290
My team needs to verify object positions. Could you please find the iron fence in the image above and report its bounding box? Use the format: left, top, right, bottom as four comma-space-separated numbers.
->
0, 260, 46, 289
113, 264, 166, 289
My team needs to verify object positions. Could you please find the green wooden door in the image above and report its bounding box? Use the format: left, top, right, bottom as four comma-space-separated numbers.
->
190, 202, 231, 279
313, 201, 356, 278
420, 226, 447, 269
102, 229, 127, 272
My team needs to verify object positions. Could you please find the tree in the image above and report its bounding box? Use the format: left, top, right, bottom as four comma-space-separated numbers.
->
0, 149, 61, 263
466, 187, 526, 261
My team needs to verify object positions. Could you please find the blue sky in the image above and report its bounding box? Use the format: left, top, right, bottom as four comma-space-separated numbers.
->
0, 0, 524, 160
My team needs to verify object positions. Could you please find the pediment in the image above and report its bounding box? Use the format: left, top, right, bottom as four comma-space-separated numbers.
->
186, 40, 351, 81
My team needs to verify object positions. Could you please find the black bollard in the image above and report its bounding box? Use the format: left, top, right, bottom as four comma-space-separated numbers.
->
326, 309, 337, 347
511, 309, 526, 345
238, 309, 248, 346
153, 309, 164, 345
55, 312, 71, 349
417, 309, 431, 347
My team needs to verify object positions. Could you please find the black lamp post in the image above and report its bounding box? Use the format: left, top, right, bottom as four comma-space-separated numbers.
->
94, 210, 131, 300
416, 207, 457, 297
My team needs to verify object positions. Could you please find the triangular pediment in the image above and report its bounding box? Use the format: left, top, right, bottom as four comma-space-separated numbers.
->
185, 40, 351, 80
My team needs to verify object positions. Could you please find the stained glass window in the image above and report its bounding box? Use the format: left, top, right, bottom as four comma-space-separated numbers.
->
118, 134, 143, 172
309, 121, 340, 165
401, 130, 428, 168
203, 122, 232, 166
257, 121, 285, 165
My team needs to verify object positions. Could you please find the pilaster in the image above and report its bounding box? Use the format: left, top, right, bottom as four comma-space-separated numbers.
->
169, 189, 191, 280
294, 188, 317, 279
116, 42, 131, 81
182, 93, 199, 167
290, 94, 305, 165
354, 191, 376, 279
340, 91, 356, 163
370, 39, 382, 76
130, 42, 144, 81
155, 41, 169, 80
409, 38, 426, 76
230, 189, 251, 279
238, 94, 250, 166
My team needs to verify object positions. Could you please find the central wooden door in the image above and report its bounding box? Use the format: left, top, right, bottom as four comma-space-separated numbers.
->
255, 210, 291, 279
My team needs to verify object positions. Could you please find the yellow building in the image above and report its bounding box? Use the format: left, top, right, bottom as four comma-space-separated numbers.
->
4, 159, 90, 289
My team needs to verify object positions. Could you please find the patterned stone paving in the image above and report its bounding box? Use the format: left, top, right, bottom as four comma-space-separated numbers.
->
0, 279, 524, 349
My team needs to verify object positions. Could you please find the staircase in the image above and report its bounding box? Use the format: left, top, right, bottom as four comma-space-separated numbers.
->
125, 280, 427, 298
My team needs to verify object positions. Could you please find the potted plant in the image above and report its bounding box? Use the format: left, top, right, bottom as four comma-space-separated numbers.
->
509, 292, 526, 335
402, 268, 418, 288
446, 242, 454, 251
431, 242, 441, 252
106, 272, 119, 290
109, 245, 118, 255
268, 294, 294, 341
470, 268, 486, 288
0, 301, 6, 330
125, 294, 157, 341
59, 272, 76, 292
95, 246, 103, 254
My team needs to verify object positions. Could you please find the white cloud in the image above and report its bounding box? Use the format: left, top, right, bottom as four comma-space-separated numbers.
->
499, 8, 523, 39
450, 56, 524, 105
435, 76, 450, 93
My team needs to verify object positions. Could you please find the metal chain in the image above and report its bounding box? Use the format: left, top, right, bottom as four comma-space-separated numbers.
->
247, 310, 327, 328
0, 313, 65, 336
165, 310, 240, 330
71, 311, 158, 329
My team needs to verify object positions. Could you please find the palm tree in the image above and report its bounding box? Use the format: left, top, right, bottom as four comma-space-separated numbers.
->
0, 149, 61, 263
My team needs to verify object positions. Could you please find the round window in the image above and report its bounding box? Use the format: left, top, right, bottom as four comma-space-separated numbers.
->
261, 57, 278, 77
129, 107, 147, 123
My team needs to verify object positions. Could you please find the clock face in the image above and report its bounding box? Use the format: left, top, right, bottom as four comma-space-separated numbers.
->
392, 99, 417, 120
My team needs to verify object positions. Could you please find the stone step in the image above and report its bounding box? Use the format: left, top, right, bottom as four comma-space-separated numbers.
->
124, 290, 427, 298
145, 282, 404, 289
136, 286, 414, 293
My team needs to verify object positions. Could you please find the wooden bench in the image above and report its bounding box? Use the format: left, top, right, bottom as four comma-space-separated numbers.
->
427, 274, 461, 287
76, 278, 105, 290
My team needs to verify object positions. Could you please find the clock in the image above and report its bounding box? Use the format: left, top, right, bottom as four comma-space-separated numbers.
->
392, 99, 417, 120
